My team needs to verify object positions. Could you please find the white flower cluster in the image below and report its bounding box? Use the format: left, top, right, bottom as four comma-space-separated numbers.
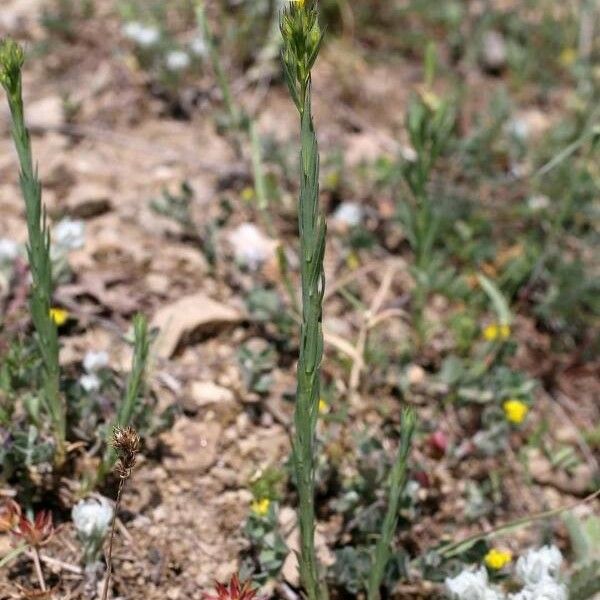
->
79, 350, 109, 393
53, 218, 85, 254
72, 496, 113, 565
511, 546, 566, 600
446, 567, 503, 600
72, 496, 113, 539
165, 50, 190, 72
0, 238, 19, 264
445, 546, 567, 600
122, 21, 160, 48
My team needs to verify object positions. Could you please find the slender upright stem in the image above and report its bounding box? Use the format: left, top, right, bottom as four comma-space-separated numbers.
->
293, 83, 326, 600
367, 408, 416, 600
0, 40, 65, 462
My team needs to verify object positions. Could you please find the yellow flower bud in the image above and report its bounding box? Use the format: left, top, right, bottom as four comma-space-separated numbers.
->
503, 399, 529, 424
49, 307, 69, 327
484, 548, 512, 570
251, 497, 271, 517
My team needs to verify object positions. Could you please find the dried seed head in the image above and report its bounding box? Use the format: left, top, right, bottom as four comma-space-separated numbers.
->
112, 426, 140, 479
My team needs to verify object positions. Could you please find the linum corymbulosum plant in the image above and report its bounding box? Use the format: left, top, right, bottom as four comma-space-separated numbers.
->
280, 3, 416, 600
0, 38, 150, 489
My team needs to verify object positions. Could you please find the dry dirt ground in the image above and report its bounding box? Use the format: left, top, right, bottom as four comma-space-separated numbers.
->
1, 1, 599, 599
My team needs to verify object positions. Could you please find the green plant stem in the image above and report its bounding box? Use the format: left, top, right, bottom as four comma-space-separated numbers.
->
196, 0, 239, 128
99, 314, 149, 478
367, 408, 416, 600
1, 51, 65, 462
293, 81, 326, 600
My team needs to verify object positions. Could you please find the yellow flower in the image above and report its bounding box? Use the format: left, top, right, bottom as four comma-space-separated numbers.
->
346, 252, 360, 271
251, 498, 270, 517
483, 323, 510, 342
503, 399, 529, 425
49, 307, 69, 327
559, 48, 576, 67
485, 548, 512, 570
318, 398, 329, 414
241, 186, 255, 202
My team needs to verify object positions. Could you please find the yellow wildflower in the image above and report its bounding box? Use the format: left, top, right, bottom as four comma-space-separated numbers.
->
241, 186, 255, 203
251, 498, 270, 517
49, 307, 69, 327
346, 252, 360, 271
483, 323, 510, 342
484, 548, 512, 570
559, 48, 576, 67
318, 398, 329, 414
503, 399, 529, 425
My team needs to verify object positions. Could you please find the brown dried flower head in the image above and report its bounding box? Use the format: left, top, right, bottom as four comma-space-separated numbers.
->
112, 426, 140, 479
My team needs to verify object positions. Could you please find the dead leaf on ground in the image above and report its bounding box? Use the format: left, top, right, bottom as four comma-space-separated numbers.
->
151, 293, 244, 359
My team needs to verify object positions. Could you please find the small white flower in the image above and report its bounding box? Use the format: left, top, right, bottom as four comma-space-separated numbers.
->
190, 35, 208, 57
83, 350, 109, 373
123, 22, 160, 47
72, 496, 113, 540
0, 238, 19, 263
506, 118, 529, 141
53, 218, 85, 252
332, 202, 363, 228
80, 373, 101, 393
228, 223, 274, 270
165, 50, 190, 71
445, 567, 504, 600
516, 546, 563, 586
510, 579, 567, 600
527, 195, 550, 212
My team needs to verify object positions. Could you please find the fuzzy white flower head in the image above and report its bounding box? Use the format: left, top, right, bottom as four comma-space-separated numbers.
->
446, 567, 504, 600
83, 350, 109, 373
123, 22, 160, 47
228, 223, 274, 270
510, 578, 567, 600
190, 35, 208, 57
332, 202, 363, 228
72, 496, 113, 540
516, 545, 563, 586
80, 373, 101, 393
53, 218, 85, 252
0, 238, 19, 263
165, 50, 190, 71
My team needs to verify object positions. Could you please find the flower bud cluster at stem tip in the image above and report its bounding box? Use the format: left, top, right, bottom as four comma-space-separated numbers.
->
0, 39, 24, 95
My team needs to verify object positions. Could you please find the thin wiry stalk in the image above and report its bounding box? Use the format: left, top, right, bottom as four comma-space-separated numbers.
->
102, 426, 140, 600
281, 3, 326, 598
100, 477, 124, 600
0, 39, 65, 462
31, 547, 47, 592
367, 408, 416, 600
